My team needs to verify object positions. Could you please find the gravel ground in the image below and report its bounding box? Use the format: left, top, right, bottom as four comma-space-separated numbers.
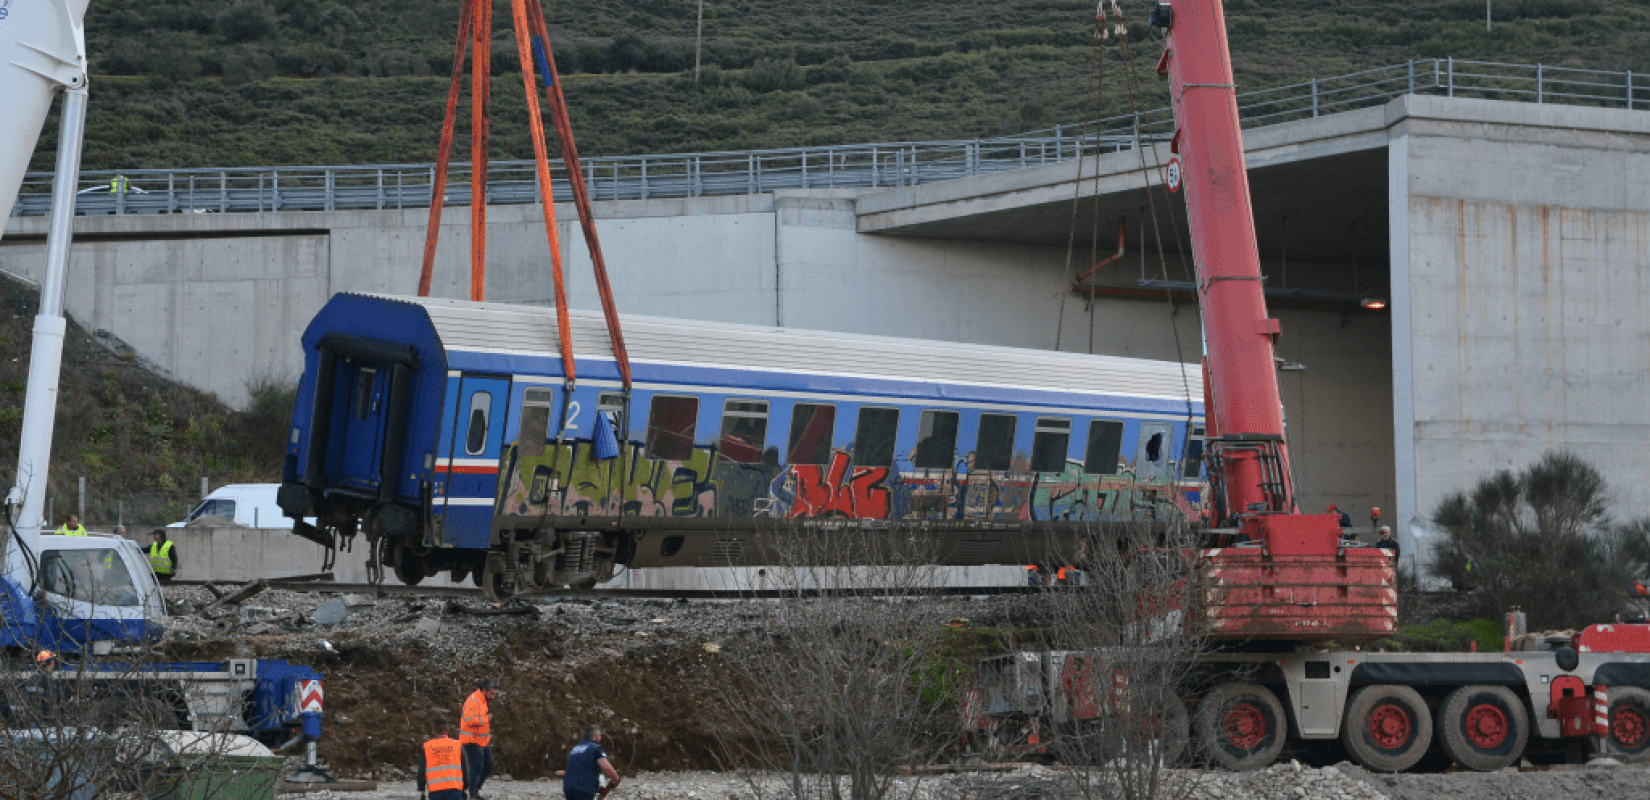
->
155, 585, 1650, 798
275, 761, 1650, 800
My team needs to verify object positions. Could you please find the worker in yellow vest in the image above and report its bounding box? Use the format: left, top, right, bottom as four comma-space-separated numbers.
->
56, 515, 87, 536
148, 529, 179, 582
459, 679, 497, 799
417, 719, 470, 800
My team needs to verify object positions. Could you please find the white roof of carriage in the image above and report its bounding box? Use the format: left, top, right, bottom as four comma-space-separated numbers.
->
359, 293, 1203, 402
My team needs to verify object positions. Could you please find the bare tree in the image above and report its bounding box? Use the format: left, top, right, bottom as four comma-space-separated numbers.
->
707, 523, 959, 800
970, 519, 1212, 800
1, 519, 270, 799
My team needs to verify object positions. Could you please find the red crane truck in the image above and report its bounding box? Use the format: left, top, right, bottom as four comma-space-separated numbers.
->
966, 0, 1650, 772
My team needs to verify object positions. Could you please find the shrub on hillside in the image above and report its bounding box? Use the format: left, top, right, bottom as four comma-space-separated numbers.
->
217, 1, 278, 43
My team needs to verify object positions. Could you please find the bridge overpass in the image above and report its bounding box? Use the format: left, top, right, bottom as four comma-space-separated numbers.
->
4, 62, 1648, 568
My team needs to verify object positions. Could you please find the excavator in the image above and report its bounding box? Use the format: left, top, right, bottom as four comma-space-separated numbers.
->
0, 0, 332, 777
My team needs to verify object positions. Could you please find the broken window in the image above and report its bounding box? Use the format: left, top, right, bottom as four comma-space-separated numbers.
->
719, 400, 769, 465
645, 395, 699, 461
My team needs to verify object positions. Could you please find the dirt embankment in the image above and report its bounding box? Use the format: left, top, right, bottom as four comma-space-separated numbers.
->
164, 587, 733, 780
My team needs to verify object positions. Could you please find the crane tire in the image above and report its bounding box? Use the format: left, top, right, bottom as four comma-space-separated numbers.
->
1193, 683, 1286, 771
1609, 686, 1650, 764
1435, 685, 1528, 771
1342, 685, 1433, 773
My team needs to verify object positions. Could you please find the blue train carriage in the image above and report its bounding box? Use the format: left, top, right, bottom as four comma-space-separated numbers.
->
278, 294, 1207, 598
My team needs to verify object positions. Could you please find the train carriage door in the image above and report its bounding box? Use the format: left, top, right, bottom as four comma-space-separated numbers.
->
332, 362, 388, 492
440, 375, 512, 545
308, 334, 418, 501
1135, 422, 1175, 484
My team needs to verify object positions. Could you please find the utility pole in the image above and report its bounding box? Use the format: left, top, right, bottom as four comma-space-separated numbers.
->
1487, 0, 1492, 31
694, 0, 705, 85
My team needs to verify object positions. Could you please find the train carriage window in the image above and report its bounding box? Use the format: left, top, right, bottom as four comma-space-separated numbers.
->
353, 368, 377, 421
913, 410, 959, 470
646, 395, 699, 460
974, 414, 1017, 471
787, 403, 836, 465
1031, 417, 1072, 473
719, 400, 770, 465
1182, 427, 1206, 478
518, 389, 552, 458
598, 392, 624, 415
464, 391, 492, 455
1083, 420, 1125, 475
853, 407, 900, 467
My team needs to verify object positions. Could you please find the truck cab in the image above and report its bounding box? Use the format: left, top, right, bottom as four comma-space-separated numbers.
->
4, 532, 167, 653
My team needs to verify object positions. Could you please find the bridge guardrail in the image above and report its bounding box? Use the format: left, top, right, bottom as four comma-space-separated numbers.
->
10, 59, 1645, 218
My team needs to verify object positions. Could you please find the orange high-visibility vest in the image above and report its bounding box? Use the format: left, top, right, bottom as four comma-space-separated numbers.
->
459, 690, 491, 746
423, 736, 465, 792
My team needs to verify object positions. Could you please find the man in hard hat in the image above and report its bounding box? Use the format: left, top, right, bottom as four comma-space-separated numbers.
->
56, 515, 87, 536
459, 679, 497, 800
1375, 526, 1401, 563
417, 719, 470, 800
27, 650, 62, 720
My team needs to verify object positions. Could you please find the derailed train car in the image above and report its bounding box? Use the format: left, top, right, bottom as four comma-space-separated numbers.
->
277, 294, 1206, 598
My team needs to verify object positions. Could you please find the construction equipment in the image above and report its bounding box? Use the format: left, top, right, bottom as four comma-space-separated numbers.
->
964, 0, 1650, 774
0, 0, 332, 775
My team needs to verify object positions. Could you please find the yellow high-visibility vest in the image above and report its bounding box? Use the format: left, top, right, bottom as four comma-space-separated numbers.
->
148, 540, 175, 574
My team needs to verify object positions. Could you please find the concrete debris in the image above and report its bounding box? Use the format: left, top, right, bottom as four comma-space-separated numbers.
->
413, 616, 446, 635
341, 594, 377, 608
312, 598, 349, 626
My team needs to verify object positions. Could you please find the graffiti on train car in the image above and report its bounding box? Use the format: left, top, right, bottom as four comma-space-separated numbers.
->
496, 438, 1198, 524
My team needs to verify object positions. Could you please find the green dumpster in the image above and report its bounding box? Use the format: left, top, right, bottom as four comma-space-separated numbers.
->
148, 732, 283, 800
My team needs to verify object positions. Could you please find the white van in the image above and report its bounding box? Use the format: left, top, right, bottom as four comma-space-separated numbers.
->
169, 484, 296, 529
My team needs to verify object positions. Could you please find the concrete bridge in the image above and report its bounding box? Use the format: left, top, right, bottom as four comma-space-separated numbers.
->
5, 92, 1648, 572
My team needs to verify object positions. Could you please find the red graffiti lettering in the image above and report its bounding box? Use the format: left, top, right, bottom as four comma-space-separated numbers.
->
788, 451, 890, 519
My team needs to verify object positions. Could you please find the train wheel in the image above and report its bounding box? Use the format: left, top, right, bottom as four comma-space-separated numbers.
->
1609, 686, 1650, 764
481, 552, 515, 604
1341, 685, 1433, 772
1193, 683, 1285, 771
1435, 685, 1527, 771
393, 550, 424, 586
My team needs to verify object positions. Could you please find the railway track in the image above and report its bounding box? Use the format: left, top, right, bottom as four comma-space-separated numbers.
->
168, 576, 1040, 602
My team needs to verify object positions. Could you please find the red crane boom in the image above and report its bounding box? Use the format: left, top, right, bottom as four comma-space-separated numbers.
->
1153, 0, 1396, 640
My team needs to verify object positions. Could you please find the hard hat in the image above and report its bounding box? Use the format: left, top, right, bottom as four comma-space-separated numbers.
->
36, 650, 55, 663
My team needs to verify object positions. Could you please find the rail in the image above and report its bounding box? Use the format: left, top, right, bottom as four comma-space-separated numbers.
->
11, 59, 1646, 218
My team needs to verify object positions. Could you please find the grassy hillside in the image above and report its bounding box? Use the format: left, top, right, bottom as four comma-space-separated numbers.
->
27, 0, 1650, 171
0, 274, 290, 528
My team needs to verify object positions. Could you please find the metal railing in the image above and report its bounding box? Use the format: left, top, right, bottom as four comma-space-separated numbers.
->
11, 59, 1645, 218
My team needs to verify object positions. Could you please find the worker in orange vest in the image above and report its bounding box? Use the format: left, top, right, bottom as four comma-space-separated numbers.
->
460, 679, 497, 799
418, 719, 469, 800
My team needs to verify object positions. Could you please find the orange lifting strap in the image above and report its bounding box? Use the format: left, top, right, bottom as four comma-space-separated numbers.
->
416, 0, 633, 394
